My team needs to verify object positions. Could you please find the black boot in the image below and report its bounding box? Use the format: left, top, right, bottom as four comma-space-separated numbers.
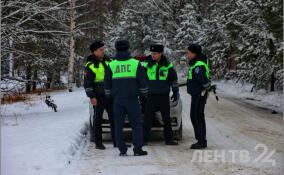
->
119, 152, 127, 156
190, 140, 207, 149
165, 140, 178, 145
134, 150, 148, 156
95, 144, 106, 150
203, 140, 207, 148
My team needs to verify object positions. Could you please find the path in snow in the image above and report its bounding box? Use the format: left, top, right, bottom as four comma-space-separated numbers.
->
79, 87, 283, 175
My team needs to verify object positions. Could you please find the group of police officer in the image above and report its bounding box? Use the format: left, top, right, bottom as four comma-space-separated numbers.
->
84, 40, 212, 156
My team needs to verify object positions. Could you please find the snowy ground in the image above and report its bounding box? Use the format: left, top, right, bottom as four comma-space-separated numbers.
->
1, 88, 90, 175
1, 84, 283, 175
79, 87, 283, 175
214, 80, 283, 114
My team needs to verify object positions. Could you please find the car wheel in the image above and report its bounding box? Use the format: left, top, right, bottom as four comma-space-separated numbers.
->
175, 121, 182, 141
89, 116, 95, 142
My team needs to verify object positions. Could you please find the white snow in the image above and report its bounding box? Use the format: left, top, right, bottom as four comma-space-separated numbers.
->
79, 87, 283, 175
1, 83, 282, 175
214, 80, 283, 113
1, 87, 89, 175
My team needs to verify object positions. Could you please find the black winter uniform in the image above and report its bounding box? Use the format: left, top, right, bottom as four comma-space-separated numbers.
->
104, 51, 148, 98
187, 54, 211, 144
143, 56, 179, 94
104, 50, 148, 154
84, 54, 116, 147
143, 55, 179, 143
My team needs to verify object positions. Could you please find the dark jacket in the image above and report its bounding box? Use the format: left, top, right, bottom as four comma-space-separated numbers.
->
84, 55, 112, 98
143, 55, 179, 94
104, 51, 148, 98
186, 54, 211, 95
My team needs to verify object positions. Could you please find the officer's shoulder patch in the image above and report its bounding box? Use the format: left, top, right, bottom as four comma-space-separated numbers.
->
195, 67, 199, 73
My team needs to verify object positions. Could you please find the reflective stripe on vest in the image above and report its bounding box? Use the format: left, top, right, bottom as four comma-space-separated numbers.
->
109, 58, 139, 79
85, 61, 110, 82
188, 61, 209, 80
143, 62, 173, 80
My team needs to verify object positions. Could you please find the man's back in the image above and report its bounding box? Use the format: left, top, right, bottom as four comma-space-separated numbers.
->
104, 50, 148, 99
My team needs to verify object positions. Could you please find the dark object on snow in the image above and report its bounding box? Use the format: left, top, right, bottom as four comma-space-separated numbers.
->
45, 95, 57, 112
190, 140, 207, 149
134, 150, 148, 156
271, 110, 278, 114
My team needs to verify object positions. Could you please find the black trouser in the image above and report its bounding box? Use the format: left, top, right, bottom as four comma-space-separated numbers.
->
113, 97, 143, 153
143, 93, 173, 143
93, 95, 116, 146
190, 93, 207, 143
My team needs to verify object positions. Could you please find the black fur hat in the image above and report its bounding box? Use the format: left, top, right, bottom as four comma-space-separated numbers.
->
188, 43, 202, 55
115, 40, 130, 51
89, 40, 104, 52
150, 44, 164, 52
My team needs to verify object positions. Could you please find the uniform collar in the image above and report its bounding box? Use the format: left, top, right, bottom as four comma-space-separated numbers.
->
86, 54, 111, 65
189, 53, 207, 66
189, 58, 198, 66
115, 51, 132, 61
147, 55, 170, 67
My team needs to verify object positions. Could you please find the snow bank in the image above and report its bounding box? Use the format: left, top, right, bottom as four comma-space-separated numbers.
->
1, 88, 90, 175
214, 80, 283, 113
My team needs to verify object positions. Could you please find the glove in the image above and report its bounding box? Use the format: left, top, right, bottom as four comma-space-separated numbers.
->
171, 91, 178, 102
209, 84, 219, 101
209, 84, 217, 93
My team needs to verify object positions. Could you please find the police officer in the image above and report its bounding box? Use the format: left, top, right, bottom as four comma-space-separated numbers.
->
143, 44, 179, 146
104, 40, 148, 156
187, 43, 211, 149
84, 40, 115, 150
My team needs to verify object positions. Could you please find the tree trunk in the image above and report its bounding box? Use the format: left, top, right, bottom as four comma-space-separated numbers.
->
9, 36, 14, 77
68, 0, 76, 92
55, 69, 61, 88
75, 68, 81, 87
32, 69, 38, 91
26, 64, 32, 92
46, 71, 53, 89
270, 72, 275, 91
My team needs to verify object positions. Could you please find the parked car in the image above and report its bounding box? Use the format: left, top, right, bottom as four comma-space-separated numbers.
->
89, 96, 183, 141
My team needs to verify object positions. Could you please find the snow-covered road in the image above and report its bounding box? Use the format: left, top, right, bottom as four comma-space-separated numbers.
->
1, 87, 282, 175
79, 87, 283, 175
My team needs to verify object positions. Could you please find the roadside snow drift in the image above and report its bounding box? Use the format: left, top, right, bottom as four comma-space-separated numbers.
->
1, 88, 89, 175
